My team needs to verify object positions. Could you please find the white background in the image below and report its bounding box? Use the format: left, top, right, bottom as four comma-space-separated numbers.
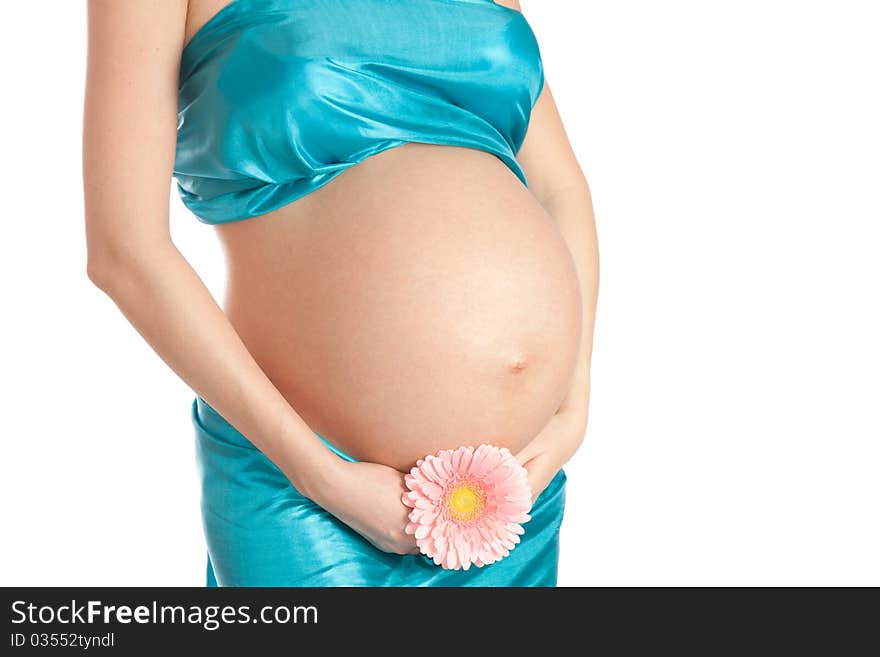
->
1, 1, 878, 586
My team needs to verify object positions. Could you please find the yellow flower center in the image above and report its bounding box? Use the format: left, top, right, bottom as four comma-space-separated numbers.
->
446, 482, 485, 522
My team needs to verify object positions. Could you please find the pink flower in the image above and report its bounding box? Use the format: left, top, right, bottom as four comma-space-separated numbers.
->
402, 444, 533, 571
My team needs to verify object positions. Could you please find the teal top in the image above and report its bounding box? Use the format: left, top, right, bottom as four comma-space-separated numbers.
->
174, 0, 545, 224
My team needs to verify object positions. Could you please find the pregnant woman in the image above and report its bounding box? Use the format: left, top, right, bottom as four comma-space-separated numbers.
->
83, 0, 599, 586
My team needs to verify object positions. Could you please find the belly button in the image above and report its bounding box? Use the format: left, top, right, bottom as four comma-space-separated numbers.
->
507, 355, 528, 374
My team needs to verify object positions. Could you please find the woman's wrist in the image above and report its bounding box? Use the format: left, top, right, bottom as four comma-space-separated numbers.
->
264, 416, 348, 503
291, 452, 347, 504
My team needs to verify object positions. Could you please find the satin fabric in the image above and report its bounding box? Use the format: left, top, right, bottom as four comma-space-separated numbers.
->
174, 0, 544, 224
192, 396, 566, 586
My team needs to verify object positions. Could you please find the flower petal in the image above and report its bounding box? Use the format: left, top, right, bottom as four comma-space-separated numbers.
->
418, 506, 440, 524
417, 481, 444, 500
451, 448, 463, 471
470, 444, 491, 474
459, 446, 474, 473
420, 458, 442, 483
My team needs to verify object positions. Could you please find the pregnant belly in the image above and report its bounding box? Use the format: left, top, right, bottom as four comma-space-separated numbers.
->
217, 143, 583, 471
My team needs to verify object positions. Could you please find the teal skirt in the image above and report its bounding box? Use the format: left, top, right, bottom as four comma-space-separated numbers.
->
192, 396, 567, 586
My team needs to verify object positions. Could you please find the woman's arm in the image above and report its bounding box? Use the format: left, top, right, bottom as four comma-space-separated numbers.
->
498, 1, 600, 499
83, 0, 417, 554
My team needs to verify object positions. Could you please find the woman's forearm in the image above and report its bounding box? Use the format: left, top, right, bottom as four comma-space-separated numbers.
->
550, 179, 599, 422
81, 0, 420, 556
517, 178, 599, 494
87, 239, 340, 499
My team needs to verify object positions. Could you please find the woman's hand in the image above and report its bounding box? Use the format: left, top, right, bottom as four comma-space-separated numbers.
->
515, 409, 588, 503
309, 459, 420, 555
518, 450, 563, 505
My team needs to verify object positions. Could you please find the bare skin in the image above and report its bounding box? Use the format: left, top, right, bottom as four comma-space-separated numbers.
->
83, 0, 599, 556
218, 141, 583, 470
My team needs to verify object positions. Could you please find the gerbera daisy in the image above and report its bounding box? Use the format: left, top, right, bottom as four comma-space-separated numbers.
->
402, 444, 532, 570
